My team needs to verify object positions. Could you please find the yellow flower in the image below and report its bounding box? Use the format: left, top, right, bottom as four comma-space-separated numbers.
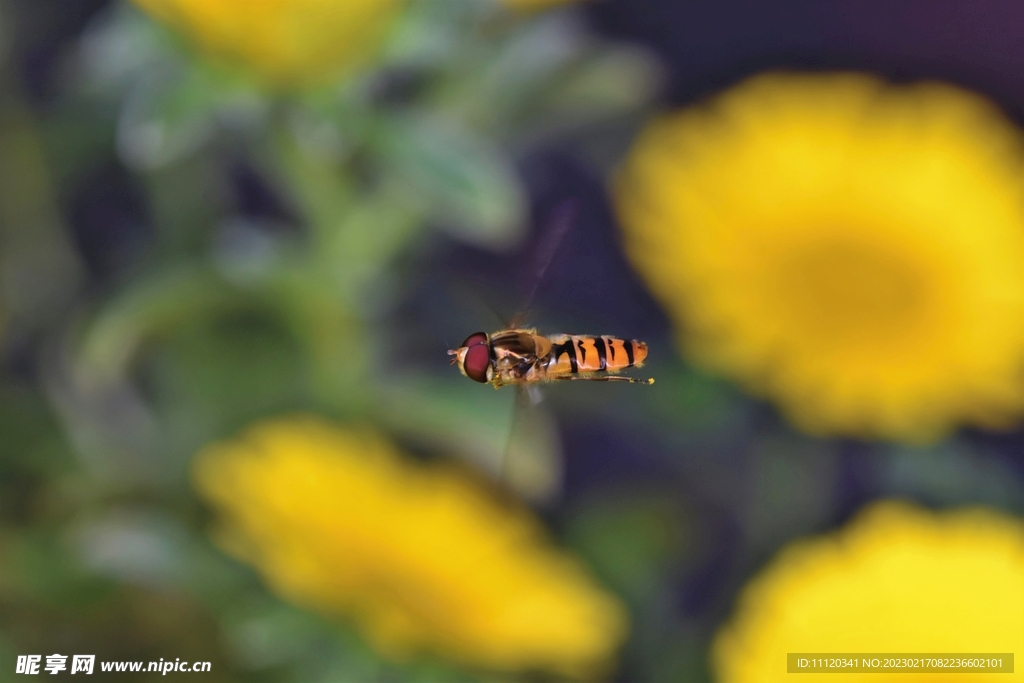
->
131, 0, 405, 86
192, 416, 627, 679
712, 501, 1024, 682
615, 72, 1024, 441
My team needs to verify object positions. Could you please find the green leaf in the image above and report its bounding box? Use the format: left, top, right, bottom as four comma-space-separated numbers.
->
117, 66, 260, 170
375, 115, 526, 250
77, 265, 247, 384
538, 46, 662, 122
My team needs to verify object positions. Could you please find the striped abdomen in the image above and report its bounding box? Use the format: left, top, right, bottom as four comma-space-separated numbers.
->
542, 335, 648, 377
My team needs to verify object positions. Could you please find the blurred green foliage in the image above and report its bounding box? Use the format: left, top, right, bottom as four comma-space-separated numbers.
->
0, 0, 668, 680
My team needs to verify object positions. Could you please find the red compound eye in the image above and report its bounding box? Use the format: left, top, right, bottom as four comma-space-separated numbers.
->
460, 332, 488, 348
461, 333, 490, 383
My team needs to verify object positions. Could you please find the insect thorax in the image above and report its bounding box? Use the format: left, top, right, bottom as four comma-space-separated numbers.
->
490, 330, 547, 383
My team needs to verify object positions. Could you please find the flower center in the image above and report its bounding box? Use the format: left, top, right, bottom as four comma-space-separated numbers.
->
772, 237, 930, 350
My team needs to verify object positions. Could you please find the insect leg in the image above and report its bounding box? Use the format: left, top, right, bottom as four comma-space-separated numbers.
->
553, 375, 655, 384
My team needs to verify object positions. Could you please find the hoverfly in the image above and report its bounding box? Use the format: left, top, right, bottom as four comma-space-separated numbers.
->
448, 329, 654, 387
444, 200, 653, 500
447, 200, 653, 387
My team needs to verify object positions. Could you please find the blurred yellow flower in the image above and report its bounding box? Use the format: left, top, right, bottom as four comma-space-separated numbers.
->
615, 72, 1024, 441
131, 0, 405, 86
712, 501, 1024, 682
193, 416, 627, 678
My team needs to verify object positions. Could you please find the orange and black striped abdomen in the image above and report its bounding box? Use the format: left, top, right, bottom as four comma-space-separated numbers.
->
544, 335, 648, 376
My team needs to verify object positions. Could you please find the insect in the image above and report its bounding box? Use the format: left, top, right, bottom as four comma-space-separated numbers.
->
444, 201, 653, 500
448, 329, 654, 387
447, 200, 653, 387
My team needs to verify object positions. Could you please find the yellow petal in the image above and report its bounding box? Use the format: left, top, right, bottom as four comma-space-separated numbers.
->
192, 415, 628, 678
615, 72, 1024, 441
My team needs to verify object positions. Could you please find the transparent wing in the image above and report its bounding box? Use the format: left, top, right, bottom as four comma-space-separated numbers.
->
509, 198, 579, 329
497, 385, 562, 504
446, 279, 510, 330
